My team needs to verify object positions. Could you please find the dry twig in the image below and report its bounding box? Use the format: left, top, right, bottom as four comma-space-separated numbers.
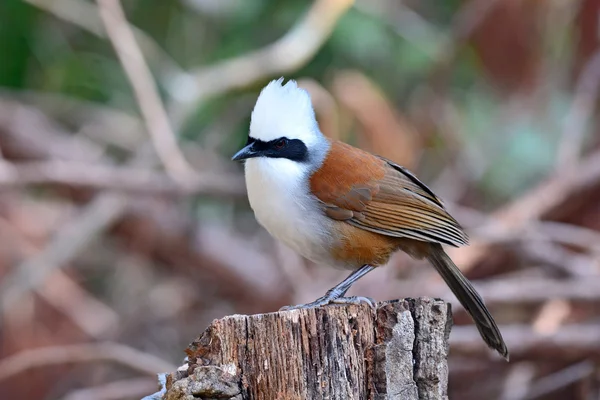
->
97, 0, 196, 183
22, 0, 183, 80
0, 212, 120, 338
451, 324, 600, 360
532, 299, 572, 336
0, 132, 280, 318
0, 342, 177, 381
523, 361, 595, 400
0, 99, 105, 162
169, 0, 354, 123
457, 276, 600, 305
337, 275, 600, 317
354, 0, 443, 59
62, 378, 161, 400
0, 190, 129, 315
39, 270, 121, 338
296, 78, 340, 140
449, 150, 600, 272
0, 160, 244, 197
500, 363, 537, 400
331, 70, 421, 168
558, 48, 600, 168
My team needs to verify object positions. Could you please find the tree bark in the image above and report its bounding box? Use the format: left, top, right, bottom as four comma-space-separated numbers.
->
159, 298, 452, 400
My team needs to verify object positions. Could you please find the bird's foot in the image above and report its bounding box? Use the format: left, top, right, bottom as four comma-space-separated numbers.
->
279, 295, 376, 311
330, 295, 376, 307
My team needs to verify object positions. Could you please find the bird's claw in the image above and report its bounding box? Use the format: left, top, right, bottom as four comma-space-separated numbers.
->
279, 295, 376, 311
279, 300, 328, 311
330, 295, 377, 308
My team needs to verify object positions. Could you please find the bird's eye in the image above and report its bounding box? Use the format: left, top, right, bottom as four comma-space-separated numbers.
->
274, 138, 287, 150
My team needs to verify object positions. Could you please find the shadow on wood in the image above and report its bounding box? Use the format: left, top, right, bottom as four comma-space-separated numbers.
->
153, 298, 452, 400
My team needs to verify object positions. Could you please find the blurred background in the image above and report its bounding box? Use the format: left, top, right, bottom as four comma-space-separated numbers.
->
1, 0, 599, 399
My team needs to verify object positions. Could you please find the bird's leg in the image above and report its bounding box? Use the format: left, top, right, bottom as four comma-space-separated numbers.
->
280, 265, 376, 311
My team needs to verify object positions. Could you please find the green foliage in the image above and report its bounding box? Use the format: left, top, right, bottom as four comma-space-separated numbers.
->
0, 0, 39, 88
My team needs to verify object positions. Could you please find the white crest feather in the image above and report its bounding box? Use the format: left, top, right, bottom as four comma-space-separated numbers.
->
249, 78, 322, 146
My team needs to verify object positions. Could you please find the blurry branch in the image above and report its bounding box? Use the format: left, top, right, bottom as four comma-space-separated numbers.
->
458, 205, 600, 251
501, 363, 536, 400
0, 342, 177, 381
0, 158, 283, 317
557, 48, 600, 168
0, 108, 281, 316
451, 324, 600, 360
1, 92, 234, 173
0, 104, 152, 317
356, 0, 499, 80
443, 0, 500, 50
112, 216, 291, 311
520, 221, 600, 255
63, 378, 160, 400
427, 99, 490, 202
0, 189, 129, 315
22, 0, 184, 79
520, 241, 595, 278
22, 0, 352, 143
97, 0, 196, 183
0, 215, 119, 338
331, 70, 421, 168
0, 99, 105, 162
0, 143, 163, 317
273, 240, 312, 296
0, 139, 157, 319
193, 224, 289, 301
365, 276, 600, 316
449, 150, 600, 272
40, 270, 120, 338
473, 277, 600, 304
297, 79, 340, 140
23, 0, 354, 156
0, 160, 245, 197
23, 0, 104, 36
532, 299, 572, 336
354, 0, 442, 59
3, 90, 147, 150
427, 0, 501, 88
169, 0, 354, 122
182, 0, 239, 18
523, 361, 595, 400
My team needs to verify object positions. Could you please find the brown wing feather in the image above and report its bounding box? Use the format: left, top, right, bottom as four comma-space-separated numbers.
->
310, 141, 468, 247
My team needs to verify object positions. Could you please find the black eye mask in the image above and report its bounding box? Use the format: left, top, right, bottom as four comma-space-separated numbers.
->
247, 136, 308, 162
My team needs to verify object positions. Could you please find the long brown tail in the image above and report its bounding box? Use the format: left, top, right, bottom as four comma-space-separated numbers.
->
427, 243, 509, 360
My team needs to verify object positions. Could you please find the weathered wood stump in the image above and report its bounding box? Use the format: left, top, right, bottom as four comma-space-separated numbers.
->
158, 298, 452, 400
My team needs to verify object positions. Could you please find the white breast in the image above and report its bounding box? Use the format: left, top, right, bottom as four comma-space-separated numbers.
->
244, 157, 335, 266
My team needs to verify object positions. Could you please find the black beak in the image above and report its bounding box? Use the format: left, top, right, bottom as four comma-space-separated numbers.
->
231, 142, 258, 161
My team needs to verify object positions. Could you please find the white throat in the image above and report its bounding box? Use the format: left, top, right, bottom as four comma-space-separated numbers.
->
244, 153, 335, 266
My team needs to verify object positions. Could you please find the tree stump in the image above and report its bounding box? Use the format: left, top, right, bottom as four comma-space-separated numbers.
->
157, 298, 452, 400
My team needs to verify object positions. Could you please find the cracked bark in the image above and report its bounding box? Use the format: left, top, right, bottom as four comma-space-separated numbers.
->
159, 298, 451, 400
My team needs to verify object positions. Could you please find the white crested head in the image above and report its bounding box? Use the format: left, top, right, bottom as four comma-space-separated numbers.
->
240, 78, 334, 255
249, 78, 325, 148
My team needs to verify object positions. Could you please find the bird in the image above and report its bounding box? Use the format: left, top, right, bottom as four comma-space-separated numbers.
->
232, 78, 508, 360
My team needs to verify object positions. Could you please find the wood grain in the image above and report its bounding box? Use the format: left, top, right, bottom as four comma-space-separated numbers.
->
163, 298, 452, 400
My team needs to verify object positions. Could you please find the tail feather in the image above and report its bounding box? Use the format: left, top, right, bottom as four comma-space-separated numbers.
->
427, 243, 509, 360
